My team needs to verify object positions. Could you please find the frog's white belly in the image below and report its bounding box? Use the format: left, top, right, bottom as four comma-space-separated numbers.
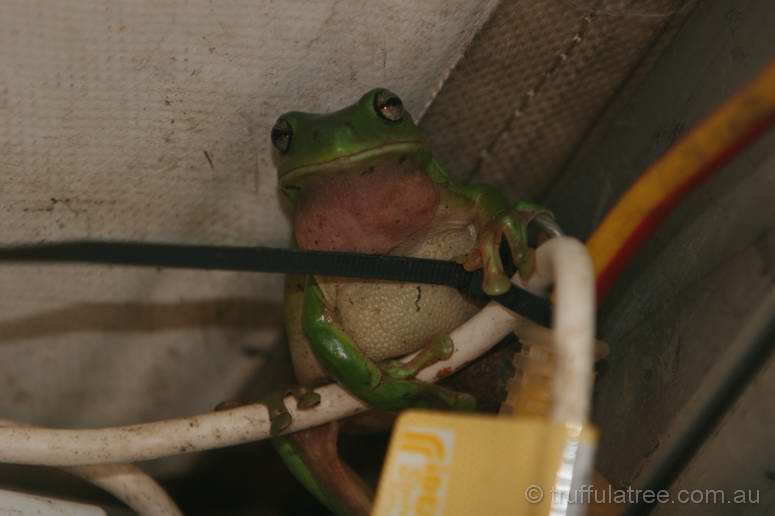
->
285, 196, 482, 386
331, 224, 480, 361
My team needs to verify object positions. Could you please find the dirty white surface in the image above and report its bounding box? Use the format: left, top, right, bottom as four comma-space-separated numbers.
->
0, 0, 498, 458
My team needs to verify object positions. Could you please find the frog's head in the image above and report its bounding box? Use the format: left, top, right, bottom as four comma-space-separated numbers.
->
272, 88, 429, 199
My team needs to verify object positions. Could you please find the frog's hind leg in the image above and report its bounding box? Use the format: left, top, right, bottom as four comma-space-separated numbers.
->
302, 282, 475, 412
274, 422, 372, 516
282, 282, 474, 515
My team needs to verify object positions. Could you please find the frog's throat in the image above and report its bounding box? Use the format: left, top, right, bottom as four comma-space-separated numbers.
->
279, 141, 428, 187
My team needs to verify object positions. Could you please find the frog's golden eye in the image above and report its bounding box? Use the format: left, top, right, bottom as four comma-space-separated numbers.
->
374, 91, 403, 122
271, 118, 293, 154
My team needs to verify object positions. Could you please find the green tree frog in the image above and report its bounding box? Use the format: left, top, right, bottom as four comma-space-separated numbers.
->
269, 88, 550, 515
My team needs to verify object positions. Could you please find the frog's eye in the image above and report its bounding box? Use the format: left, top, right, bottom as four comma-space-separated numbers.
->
374, 91, 403, 122
271, 118, 293, 154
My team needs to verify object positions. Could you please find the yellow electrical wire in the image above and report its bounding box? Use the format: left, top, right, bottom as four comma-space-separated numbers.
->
587, 59, 775, 299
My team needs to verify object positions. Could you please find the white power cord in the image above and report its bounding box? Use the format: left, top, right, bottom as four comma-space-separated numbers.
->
0, 419, 182, 516
513, 237, 596, 424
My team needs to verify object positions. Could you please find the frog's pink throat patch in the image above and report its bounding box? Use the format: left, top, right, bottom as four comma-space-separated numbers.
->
292, 160, 440, 254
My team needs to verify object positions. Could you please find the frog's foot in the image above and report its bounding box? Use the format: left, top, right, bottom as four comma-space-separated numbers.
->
377, 337, 475, 410
408, 381, 477, 412
357, 365, 476, 413
462, 201, 554, 296
380, 335, 454, 381
265, 386, 322, 436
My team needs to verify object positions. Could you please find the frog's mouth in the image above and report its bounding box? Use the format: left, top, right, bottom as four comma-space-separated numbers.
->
279, 141, 428, 193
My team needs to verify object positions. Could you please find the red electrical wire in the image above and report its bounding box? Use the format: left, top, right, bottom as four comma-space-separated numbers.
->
587, 59, 775, 300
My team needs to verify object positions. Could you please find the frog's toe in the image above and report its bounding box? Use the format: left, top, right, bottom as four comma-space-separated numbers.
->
270, 412, 293, 435
265, 386, 323, 435
381, 359, 415, 381
439, 389, 477, 412
482, 268, 513, 297
381, 335, 455, 381
417, 383, 477, 412
292, 387, 322, 410
502, 204, 554, 277
468, 225, 512, 296
265, 390, 296, 435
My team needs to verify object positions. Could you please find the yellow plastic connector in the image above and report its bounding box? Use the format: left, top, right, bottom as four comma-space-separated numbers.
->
501, 323, 556, 418
372, 411, 598, 516
501, 324, 609, 419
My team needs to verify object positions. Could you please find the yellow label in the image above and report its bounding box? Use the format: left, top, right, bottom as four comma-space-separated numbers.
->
372, 411, 598, 516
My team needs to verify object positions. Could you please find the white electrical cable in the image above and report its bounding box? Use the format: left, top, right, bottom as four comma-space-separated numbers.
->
0, 419, 182, 516
68, 465, 183, 516
0, 237, 594, 466
514, 237, 596, 424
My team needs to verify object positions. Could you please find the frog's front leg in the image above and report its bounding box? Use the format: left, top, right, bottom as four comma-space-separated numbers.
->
303, 282, 475, 411
449, 182, 555, 296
